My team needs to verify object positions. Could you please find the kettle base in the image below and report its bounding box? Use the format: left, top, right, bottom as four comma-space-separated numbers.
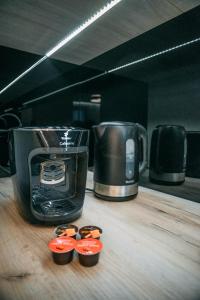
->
149, 178, 185, 186
149, 170, 185, 185
94, 182, 138, 201
94, 192, 138, 202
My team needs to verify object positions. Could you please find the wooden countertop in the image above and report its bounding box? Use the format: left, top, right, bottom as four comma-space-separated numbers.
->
0, 172, 200, 300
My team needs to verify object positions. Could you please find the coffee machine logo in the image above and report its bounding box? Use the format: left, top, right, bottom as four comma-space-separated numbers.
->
60, 131, 74, 148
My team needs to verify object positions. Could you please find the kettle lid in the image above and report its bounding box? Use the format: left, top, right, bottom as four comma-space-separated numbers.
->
97, 121, 136, 127
156, 124, 185, 130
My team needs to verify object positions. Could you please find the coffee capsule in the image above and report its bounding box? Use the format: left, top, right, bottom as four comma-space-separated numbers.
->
54, 224, 78, 239
79, 225, 102, 239
75, 238, 103, 267
48, 236, 76, 265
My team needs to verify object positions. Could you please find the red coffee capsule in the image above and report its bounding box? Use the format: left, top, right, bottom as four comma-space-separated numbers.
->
75, 238, 103, 267
48, 236, 76, 265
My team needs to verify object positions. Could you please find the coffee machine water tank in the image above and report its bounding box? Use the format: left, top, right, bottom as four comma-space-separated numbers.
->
10, 127, 89, 224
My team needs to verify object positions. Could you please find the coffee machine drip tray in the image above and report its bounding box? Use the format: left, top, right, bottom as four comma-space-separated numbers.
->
32, 185, 76, 216
30, 153, 82, 219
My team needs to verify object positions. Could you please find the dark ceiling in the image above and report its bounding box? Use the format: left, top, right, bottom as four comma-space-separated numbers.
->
0, 3, 200, 112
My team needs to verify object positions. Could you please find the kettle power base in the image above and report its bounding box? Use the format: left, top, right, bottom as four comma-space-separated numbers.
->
94, 192, 138, 202
94, 182, 138, 201
149, 177, 185, 186
149, 171, 185, 185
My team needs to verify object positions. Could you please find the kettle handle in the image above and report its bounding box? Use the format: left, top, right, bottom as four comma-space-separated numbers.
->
93, 125, 106, 140
137, 124, 148, 174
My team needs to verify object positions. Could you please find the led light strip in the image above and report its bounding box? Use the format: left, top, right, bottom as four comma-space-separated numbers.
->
46, 0, 122, 57
4, 107, 14, 112
22, 72, 107, 106
0, 0, 122, 96
19, 36, 200, 108
108, 37, 200, 73
0, 56, 47, 95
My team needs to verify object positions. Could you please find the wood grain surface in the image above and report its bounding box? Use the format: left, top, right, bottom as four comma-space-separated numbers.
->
0, 0, 199, 64
0, 172, 200, 300
140, 170, 200, 203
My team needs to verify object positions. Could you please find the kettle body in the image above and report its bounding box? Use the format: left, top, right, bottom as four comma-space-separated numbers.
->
93, 122, 147, 201
10, 127, 89, 224
149, 125, 187, 185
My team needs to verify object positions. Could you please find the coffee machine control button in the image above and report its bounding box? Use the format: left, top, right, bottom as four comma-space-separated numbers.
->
126, 139, 135, 179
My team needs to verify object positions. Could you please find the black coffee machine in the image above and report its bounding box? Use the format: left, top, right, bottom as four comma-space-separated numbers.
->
0, 128, 9, 167
149, 125, 187, 184
93, 122, 147, 201
0, 113, 22, 166
10, 127, 89, 224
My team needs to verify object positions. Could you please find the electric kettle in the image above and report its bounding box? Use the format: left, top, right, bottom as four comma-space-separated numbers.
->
93, 122, 147, 200
149, 125, 187, 184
